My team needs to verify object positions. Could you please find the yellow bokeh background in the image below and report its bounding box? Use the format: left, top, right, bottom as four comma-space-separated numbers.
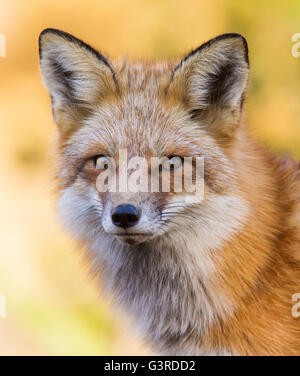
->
0, 0, 300, 355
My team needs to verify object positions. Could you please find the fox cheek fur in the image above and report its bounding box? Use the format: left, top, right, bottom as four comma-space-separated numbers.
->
39, 29, 300, 355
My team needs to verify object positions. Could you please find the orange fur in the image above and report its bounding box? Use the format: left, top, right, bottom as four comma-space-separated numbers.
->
40, 29, 300, 355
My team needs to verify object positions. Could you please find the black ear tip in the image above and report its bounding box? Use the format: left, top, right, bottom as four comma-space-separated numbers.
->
217, 33, 249, 64
227, 33, 249, 63
39, 28, 66, 43
38, 28, 67, 59
206, 33, 249, 64
178, 33, 249, 70
38, 28, 116, 77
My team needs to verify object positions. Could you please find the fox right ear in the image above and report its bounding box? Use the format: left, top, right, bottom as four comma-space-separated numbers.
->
168, 33, 249, 137
39, 28, 118, 130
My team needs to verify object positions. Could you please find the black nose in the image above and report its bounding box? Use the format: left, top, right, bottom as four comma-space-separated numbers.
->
111, 204, 140, 228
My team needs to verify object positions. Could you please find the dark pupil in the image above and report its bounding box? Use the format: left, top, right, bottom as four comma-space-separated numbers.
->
94, 156, 108, 169
159, 165, 175, 172
158, 157, 178, 172
101, 160, 108, 169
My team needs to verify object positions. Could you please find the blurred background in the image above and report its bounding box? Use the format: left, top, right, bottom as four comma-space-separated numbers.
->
0, 0, 300, 355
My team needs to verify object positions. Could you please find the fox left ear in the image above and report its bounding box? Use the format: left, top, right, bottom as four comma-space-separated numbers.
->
168, 33, 249, 137
39, 28, 118, 131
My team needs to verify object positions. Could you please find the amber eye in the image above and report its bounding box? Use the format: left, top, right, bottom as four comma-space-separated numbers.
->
160, 156, 184, 171
93, 155, 110, 170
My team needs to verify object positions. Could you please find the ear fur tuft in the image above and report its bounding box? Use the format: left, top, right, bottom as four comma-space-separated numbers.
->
167, 33, 249, 138
39, 28, 118, 129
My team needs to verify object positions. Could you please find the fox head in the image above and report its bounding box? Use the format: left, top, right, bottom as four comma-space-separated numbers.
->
39, 29, 249, 249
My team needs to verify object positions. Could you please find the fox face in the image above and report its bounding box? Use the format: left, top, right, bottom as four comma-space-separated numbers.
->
39, 30, 300, 356
39, 29, 249, 250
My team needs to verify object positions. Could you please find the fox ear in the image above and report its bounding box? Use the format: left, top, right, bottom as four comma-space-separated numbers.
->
39, 28, 118, 129
168, 33, 249, 137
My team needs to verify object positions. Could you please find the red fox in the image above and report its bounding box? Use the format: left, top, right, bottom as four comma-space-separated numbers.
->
39, 28, 300, 355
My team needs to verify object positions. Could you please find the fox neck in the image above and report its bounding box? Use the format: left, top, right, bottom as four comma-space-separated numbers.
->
92, 129, 298, 355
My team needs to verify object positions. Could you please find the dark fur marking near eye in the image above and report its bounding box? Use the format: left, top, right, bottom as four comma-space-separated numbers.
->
189, 109, 203, 120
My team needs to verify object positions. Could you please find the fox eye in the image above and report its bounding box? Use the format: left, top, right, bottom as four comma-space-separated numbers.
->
160, 156, 184, 171
94, 155, 109, 170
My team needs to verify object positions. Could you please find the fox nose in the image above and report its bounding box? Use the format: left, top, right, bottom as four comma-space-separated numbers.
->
111, 204, 140, 228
